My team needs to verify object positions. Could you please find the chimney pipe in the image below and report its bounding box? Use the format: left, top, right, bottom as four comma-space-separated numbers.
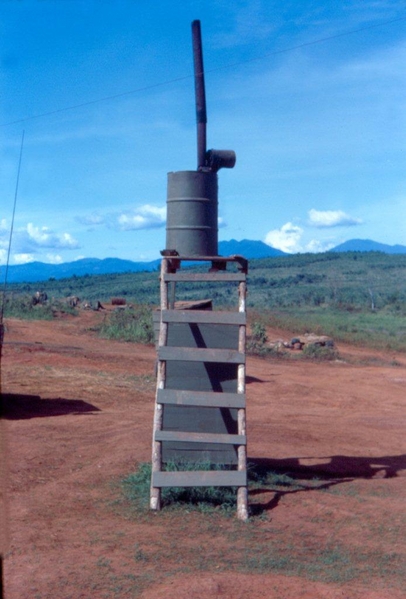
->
192, 20, 207, 170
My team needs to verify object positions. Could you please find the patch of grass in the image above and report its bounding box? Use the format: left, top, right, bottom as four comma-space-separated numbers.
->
301, 343, 339, 361
323, 483, 365, 500
96, 557, 112, 569
121, 462, 152, 510
251, 321, 268, 344
247, 462, 305, 490
98, 304, 154, 344
133, 543, 149, 562
2, 294, 53, 320
5, 251, 406, 351
115, 461, 406, 594
264, 307, 406, 352
123, 373, 156, 391
247, 340, 284, 358
236, 533, 405, 586
122, 461, 237, 514
2, 294, 77, 320
247, 331, 340, 362
162, 460, 237, 512
122, 461, 317, 517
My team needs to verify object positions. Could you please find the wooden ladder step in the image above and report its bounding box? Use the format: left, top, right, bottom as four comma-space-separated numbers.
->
158, 346, 245, 364
152, 470, 247, 488
154, 430, 246, 445
161, 309, 246, 325
157, 389, 245, 408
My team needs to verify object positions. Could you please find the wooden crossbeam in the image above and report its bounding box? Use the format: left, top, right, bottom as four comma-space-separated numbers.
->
161, 309, 246, 325
157, 389, 245, 408
152, 470, 246, 487
155, 430, 246, 445
164, 272, 246, 283
158, 346, 245, 364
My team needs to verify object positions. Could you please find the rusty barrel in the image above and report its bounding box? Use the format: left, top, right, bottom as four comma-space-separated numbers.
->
166, 170, 218, 256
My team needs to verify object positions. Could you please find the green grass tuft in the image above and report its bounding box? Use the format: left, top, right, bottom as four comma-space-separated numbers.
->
98, 304, 154, 344
301, 343, 339, 361
2, 294, 77, 320
122, 461, 237, 514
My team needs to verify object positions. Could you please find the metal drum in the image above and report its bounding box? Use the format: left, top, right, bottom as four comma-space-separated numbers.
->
166, 170, 218, 256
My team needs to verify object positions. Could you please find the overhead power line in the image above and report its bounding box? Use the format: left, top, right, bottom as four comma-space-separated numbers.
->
1, 131, 25, 321
1, 15, 405, 128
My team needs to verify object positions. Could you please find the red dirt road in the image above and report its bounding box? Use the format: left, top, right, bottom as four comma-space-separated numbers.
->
1, 310, 405, 598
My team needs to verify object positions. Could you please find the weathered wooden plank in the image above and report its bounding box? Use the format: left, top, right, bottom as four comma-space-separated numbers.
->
164, 272, 246, 282
152, 470, 247, 487
157, 389, 245, 408
158, 347, 245, 364
155, 430, 246, 445
150, 258, 170, 511
174, 300, 212, 310
237, 278, 249, 521
161, 310, 246, 325
162, 255, 248, 275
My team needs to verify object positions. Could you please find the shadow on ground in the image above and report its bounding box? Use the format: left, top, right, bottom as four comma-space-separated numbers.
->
247, 454, 406, 515
1, 393, 100, 420
250, 454, 406, 480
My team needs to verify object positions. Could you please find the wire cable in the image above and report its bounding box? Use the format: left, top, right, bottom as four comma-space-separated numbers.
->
1, 15, 405, 128
0, 131, 24, 599
0, 131, 25, 323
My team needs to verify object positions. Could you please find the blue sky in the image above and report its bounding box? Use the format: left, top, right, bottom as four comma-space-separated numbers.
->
1, 0, 405, 265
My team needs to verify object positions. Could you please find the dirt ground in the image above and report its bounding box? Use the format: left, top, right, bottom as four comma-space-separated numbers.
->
1, 308, 405, 599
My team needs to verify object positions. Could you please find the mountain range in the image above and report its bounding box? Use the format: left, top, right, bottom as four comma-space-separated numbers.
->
328, 239, 406, 254
1, 238, 405, 283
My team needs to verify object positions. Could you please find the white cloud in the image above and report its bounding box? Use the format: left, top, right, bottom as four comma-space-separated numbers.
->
264, 222, 339, 254
13, 253, 34, 265
0, 223, 80, 261
308, 209, 363, 228
0, 221, 10, 254
58, 232, 79, 248
45, 254, 63, 264
305, 239, 335, 253
264, 222, 303, 253
17, 223, 80, 252
76, 204, 167, 232
79, 204, 223, 233
115, 205, 166, 231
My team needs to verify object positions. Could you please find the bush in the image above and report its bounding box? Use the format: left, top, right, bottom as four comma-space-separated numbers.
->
247, 320, 270, 355
2, 294, 54, 320
251, 321, 268, 344
302, 343, 339, 361
99, 304, 154, 344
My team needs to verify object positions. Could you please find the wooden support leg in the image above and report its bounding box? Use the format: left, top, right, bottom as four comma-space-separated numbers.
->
237, 281, 248, 520
150, 259, 169, 510
237, 485, 249, 521
150, 401, 163, 511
